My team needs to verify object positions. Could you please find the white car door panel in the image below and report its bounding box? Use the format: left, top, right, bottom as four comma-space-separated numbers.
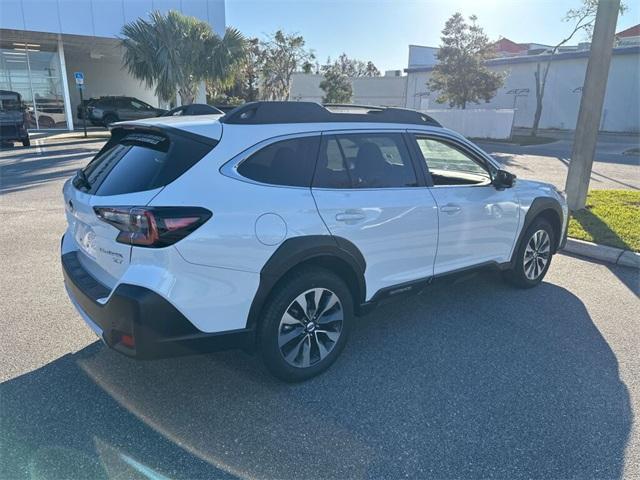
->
311, 132, 438, 299
429, 186, 519, 274
313, 188, 438, 297
411, 134, 520, 275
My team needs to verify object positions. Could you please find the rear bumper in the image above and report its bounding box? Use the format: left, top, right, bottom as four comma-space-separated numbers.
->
0, 123, 28, 141
61, 248, 253, 359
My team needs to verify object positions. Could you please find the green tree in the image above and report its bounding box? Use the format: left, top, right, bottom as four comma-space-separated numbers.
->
320, 67, 353, 103
531, 0, 626, 136
258, 30, 315, 100
428, 13, 504, 109
121, 10, 246, 105
207, 37, 261, 104
318, 54, 380, 104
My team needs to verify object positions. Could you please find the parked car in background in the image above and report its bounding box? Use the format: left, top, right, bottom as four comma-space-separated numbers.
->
76, 99, 94, 120
61, 102, 568, 382
0, 90, 30, 147
162, 103, 223, 116
214, 104, 242, 113
33, 98, 66, 128
80, 96, 166, 126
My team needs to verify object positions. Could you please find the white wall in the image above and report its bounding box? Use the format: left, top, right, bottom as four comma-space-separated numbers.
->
290, 73, 407, 107
405, 48, 640, 133
408, 45, 438, 69
425, 109, 515, 139
64, 47, 160, 118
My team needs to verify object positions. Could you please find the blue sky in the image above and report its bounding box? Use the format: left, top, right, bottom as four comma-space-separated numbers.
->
226, 0, 640, 72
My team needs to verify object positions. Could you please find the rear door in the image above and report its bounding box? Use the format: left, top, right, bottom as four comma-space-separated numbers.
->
311, 131, 438, 299
62, 127, 214, 288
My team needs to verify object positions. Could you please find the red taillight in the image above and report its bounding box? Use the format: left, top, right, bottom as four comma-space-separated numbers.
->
94, 206, 211, 248
120, 334, 135, 349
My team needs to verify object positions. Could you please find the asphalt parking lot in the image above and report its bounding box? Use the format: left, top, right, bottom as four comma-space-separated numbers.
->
1, 134, 639, 479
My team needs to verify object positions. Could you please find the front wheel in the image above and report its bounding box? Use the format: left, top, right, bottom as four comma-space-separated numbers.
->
259, 267, 353, 382
503, 217, 555, 288
22, 137, 31, 147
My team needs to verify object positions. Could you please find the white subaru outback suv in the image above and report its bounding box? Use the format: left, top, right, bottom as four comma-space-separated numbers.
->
62, 102, 568, 381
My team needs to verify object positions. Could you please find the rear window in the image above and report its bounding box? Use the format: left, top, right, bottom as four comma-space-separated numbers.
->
77, 129, 215, 196
0, 93, 21, 111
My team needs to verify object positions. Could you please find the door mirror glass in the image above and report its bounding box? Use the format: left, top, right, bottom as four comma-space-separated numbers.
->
493, 169, 516, 188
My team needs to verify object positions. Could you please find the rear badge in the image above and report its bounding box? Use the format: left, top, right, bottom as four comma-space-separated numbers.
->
99, 247, 124, 264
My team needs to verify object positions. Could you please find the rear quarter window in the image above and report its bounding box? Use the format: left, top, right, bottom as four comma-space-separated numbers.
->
78, 128, 215, 196
237, 136, 320, 187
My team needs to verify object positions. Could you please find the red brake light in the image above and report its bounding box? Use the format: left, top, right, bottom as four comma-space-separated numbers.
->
94, 206, 211, 248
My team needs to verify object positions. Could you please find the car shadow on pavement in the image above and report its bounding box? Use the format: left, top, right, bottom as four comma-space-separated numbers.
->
1, 270, 632, 479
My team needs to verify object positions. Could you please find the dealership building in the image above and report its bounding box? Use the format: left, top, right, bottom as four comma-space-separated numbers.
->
0, 0, 225, 130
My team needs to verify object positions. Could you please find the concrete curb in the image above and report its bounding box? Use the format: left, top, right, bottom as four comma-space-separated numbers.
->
563, 238, 640, 269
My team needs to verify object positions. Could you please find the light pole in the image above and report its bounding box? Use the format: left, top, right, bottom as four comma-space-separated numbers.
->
565, 0, 621, 210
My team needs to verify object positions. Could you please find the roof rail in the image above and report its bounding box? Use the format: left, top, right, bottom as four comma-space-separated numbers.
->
220, 101, 441, 127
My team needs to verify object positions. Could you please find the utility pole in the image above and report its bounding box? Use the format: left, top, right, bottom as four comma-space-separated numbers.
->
565, 0, 621, 210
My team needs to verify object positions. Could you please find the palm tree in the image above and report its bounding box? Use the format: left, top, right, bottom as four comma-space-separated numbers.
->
121, 10, 246, 105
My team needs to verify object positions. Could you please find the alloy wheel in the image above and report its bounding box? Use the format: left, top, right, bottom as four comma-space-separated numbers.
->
278, 288, 344, 368
523, 229, 551, 280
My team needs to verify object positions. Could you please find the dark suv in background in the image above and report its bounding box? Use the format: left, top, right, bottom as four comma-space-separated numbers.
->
0, 90, 29, 147
78, 96, 166, 126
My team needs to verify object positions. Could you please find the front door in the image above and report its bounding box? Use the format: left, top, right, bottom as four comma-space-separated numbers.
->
410, 134, 520, 275
311, 132, 438, 299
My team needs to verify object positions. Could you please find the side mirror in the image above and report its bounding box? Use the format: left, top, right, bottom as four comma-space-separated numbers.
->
493, 169, 516, 189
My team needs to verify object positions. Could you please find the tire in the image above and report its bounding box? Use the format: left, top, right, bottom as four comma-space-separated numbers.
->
22, 137, 30, 147
258, 267, 353, 382
102, 114, 118, 126
503, 217, 556, 288
38, 116, 55, 128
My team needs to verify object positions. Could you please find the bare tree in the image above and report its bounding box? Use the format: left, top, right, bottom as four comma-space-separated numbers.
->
258, 30, 315, 101
531, 0, 626, 136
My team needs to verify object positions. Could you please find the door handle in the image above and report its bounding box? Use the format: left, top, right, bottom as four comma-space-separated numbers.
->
440, 204, 461, 214
335, 211, 366, 222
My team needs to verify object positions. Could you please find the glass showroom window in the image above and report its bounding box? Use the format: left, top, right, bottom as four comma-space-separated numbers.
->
0, 40, 68, 130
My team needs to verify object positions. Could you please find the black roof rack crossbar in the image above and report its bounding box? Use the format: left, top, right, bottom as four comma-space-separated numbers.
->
220, 101, 441, 127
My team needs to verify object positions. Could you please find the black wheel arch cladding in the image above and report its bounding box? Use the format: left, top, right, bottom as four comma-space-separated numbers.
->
246, 235, 366, 330
516, 197, 564, 257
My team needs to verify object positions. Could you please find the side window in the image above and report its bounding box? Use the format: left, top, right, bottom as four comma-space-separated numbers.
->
130, 100, 146, 110
313, 133, 417, 189
312, 137, 352, 188
415, 137, 490, 186
237, 136, 320, 187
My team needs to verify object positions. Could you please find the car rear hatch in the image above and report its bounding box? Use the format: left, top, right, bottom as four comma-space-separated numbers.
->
63, 124, 217, 289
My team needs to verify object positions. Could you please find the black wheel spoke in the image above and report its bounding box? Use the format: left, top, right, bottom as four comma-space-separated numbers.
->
278, 288, 343, 368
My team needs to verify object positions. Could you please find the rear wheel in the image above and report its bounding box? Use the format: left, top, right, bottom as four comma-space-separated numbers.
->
259, 267, 353, 382
503, 217, 555, 288
22, 137, 30, 147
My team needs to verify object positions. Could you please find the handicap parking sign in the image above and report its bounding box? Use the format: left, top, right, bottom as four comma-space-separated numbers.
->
74, 72, 84, 85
